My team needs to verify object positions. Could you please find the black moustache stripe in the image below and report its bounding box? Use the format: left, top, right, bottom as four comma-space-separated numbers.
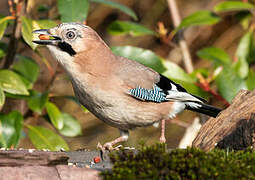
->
57, 42, 76, 56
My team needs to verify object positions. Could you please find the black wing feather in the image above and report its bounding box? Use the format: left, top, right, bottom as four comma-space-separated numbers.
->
156, 74, 207, 103
156, 75, 187, 92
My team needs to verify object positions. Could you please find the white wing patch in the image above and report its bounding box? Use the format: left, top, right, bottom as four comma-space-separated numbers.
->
166, 90, 203, 103
185, 102, 202, 109
170, 83, 178, 91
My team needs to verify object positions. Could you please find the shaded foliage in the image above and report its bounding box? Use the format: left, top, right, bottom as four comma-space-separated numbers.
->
102, 144, 255, 179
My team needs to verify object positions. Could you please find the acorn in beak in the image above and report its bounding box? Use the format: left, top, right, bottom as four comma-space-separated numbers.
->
32, 29, 62, 45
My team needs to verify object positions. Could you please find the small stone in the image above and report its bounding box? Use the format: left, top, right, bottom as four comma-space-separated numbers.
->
28, 149, 35, 153
68, 162, 74, 166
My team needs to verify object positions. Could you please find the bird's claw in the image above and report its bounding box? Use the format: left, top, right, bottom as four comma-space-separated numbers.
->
97, 142, 104, 150
97, 142, 123, 151
103, 142, 114, 150
159, 136, 166, 143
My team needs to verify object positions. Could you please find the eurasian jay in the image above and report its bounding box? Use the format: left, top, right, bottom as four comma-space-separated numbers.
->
33, 23, 221, 149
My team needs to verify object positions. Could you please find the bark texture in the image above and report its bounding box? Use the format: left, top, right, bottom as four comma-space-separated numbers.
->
193, 90, 255, 151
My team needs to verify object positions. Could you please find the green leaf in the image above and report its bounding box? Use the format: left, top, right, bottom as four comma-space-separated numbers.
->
176, 10, 220, 31
28, 91, 48, 114
0, 111, 23, 148
214, 1, 254, 12
0, 48, 6, 59
107, 21, 155, 36
236, 31, 253, 61
59, 113, 82, 137
189, 68, 210, 79
216, 68, 247, 102
234, 31, 253, 78
246, 69, 255, 90
162, 61, 195, 83
90, 0, 137, 20
45, 102, 64, 130
33, 19, 57, 29
197, 47, 231, 66
235, 12, 252, 30
0, 87, 5, 107
233, 58, 249, 79
0, 17, 9, 40
27, 125, 69, 151
12, 55, 39, 89
21, 16, 37, 50
58, 0, 89, 22
111, 46, 166, 73
0, 70, 29, 95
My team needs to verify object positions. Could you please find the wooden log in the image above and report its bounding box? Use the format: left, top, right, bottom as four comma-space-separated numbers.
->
0, 149, 68, 166
193, 90, 255, 151
0, 165, 100, 180
0, 150, 104, 179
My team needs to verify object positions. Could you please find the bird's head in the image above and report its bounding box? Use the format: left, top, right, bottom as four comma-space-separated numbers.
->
33, 23, 104, 71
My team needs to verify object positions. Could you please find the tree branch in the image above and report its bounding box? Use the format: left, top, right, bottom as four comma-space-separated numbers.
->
166, 0, 194, 73
3, 0, 26, 69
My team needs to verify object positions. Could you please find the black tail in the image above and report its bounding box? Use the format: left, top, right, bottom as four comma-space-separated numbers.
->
186, 103, 222, 118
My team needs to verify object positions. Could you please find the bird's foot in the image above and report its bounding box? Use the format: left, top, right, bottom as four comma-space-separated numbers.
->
97, 142, 135, 161
159, 136, 166, 143
97, 142, 135, 151
159, 119, 166, 143
97, 142, 122, 161
97, 142, 123, 151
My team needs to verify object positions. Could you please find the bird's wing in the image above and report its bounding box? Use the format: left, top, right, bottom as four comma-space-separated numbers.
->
115, 56, 160, 89
115, 56, 206, 103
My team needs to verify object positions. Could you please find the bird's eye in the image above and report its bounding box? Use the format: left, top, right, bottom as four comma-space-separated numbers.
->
66, 31, 75, 39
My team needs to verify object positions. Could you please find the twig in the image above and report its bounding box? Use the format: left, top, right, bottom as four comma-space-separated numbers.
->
3, 0, 26, 69
157, 22, 178, 48
8, 0, 15, 17
196, 73, 230, 107
166, 0, 194, 73
197, 82, 230, 107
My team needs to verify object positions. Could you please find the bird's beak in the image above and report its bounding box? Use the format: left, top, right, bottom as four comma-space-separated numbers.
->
32, 29, 61, 45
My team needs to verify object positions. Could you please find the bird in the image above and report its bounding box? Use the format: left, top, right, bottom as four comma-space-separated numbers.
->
33, 22, 221, 150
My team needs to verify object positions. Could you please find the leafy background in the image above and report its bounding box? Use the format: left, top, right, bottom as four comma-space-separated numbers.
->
0, 0, 254, 151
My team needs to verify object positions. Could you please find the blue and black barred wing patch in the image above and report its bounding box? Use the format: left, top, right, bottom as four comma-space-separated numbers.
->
128, 85, 167, 103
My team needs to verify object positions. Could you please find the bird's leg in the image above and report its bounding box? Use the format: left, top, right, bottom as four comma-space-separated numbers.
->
159, 119, 166, 143
98, 130, 129, 151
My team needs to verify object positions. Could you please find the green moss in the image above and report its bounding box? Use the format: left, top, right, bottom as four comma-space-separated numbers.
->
101, 144, 255, 180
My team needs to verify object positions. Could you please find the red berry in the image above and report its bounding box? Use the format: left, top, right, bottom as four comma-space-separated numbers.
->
93, 156, 101, 163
